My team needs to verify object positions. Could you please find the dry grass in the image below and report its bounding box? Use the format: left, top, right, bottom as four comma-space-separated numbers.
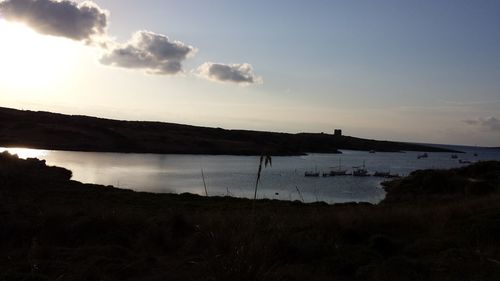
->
1, 153, 500, 280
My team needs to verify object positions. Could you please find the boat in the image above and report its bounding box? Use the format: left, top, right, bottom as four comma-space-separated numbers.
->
473, 153, 478, 157
417, 153, 428, 159
305, 165, 320, 177
330, 170, 349, 176
352, 161, 369, 177
353, 167, 369, 176
458, 159, 472, 164
369, 150, 376, 154
305, 171, 320, 177
327, 158, 349, 176
451, 154, 458, 159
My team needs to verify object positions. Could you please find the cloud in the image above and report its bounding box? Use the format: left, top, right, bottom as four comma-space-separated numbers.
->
0, 0, 262, 82
464, 117, 500, 131
0, 0, 107, 42
196, 62, 263, 85
100, 30, 196, 75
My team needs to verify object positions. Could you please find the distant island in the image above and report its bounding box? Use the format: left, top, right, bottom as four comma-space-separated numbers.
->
0, 107, 457, 155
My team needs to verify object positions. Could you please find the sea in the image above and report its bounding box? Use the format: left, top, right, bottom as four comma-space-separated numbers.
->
2, 145, 500, 204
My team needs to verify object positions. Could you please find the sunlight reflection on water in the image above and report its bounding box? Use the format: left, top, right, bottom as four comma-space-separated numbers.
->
2, 146, 500, 204
0, 147, 48, 159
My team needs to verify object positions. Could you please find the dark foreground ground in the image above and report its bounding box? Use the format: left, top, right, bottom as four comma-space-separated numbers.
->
0, 107, 456, 155
1, 152, 500, 281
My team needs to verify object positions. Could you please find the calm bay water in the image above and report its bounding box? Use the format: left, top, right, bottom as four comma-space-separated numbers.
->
2, 146, 500, 204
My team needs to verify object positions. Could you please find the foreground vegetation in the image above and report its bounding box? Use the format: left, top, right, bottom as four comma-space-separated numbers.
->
0, 106, 456, 155
1, 152, 500, 280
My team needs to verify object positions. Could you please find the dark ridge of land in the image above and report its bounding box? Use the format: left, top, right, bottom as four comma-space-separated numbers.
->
2, 152, 500, 280
0, 106, 457, 155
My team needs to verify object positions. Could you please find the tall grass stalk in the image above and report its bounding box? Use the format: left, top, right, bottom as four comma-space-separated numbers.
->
201, 168, 208, 196
254, 155, 272, 201
295, 186, 304, 203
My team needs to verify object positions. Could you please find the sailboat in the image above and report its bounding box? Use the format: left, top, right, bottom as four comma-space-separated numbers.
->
305, 165, 320, 177
328, 158, 348, 176
305, 171, 320, 177
352, 161, 369, 177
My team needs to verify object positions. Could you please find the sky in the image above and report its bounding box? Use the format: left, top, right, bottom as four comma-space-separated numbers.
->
0, 0, 499, 146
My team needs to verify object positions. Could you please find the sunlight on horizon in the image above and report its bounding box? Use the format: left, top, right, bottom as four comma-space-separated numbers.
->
0, 147, 49, 159
0, 20, 79, 91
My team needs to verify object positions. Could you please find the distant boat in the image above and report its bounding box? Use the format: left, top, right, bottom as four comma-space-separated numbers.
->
417, 153, 428, 159
329, 170, 349, 176
352, 161, 369, 177
305, 165, 320, 177
459, 159, 472, 164
451, 154, 458, 159
305, 171, 320, 177
473, 153, 478, 157
369, 150, 376, 154
326, 158, 349, 176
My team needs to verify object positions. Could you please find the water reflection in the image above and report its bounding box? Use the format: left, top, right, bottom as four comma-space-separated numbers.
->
1, 146, 500, 204
0, 147, 48, 159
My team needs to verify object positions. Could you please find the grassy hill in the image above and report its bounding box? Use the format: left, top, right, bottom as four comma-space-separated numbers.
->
0, 107, 456, 155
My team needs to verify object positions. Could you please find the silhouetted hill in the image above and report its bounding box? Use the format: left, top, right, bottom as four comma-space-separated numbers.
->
382, 161, 500, 203
0, 107, 456, 155
2, 152, 500, 280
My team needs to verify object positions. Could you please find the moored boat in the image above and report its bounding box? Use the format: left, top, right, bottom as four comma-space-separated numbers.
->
329, 170, 349, 176
352, 161, 369, 177
305, 171, 320, 177
326, 158, 349, 176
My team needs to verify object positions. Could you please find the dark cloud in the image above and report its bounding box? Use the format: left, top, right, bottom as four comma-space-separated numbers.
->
0, 0, 107, 41
100, 31, 196, 75
196, 62, 262, 85
464, 117, 500, 131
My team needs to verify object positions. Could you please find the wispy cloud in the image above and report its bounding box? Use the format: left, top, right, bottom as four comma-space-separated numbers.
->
443, 99, 500, 106
196, 62, 263, 85
100, 31, 196, 75
0, 0, 107, 43
464, 117, 500, 131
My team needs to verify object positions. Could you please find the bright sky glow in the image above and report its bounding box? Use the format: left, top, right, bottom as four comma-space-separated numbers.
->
0, 20, 78, 90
